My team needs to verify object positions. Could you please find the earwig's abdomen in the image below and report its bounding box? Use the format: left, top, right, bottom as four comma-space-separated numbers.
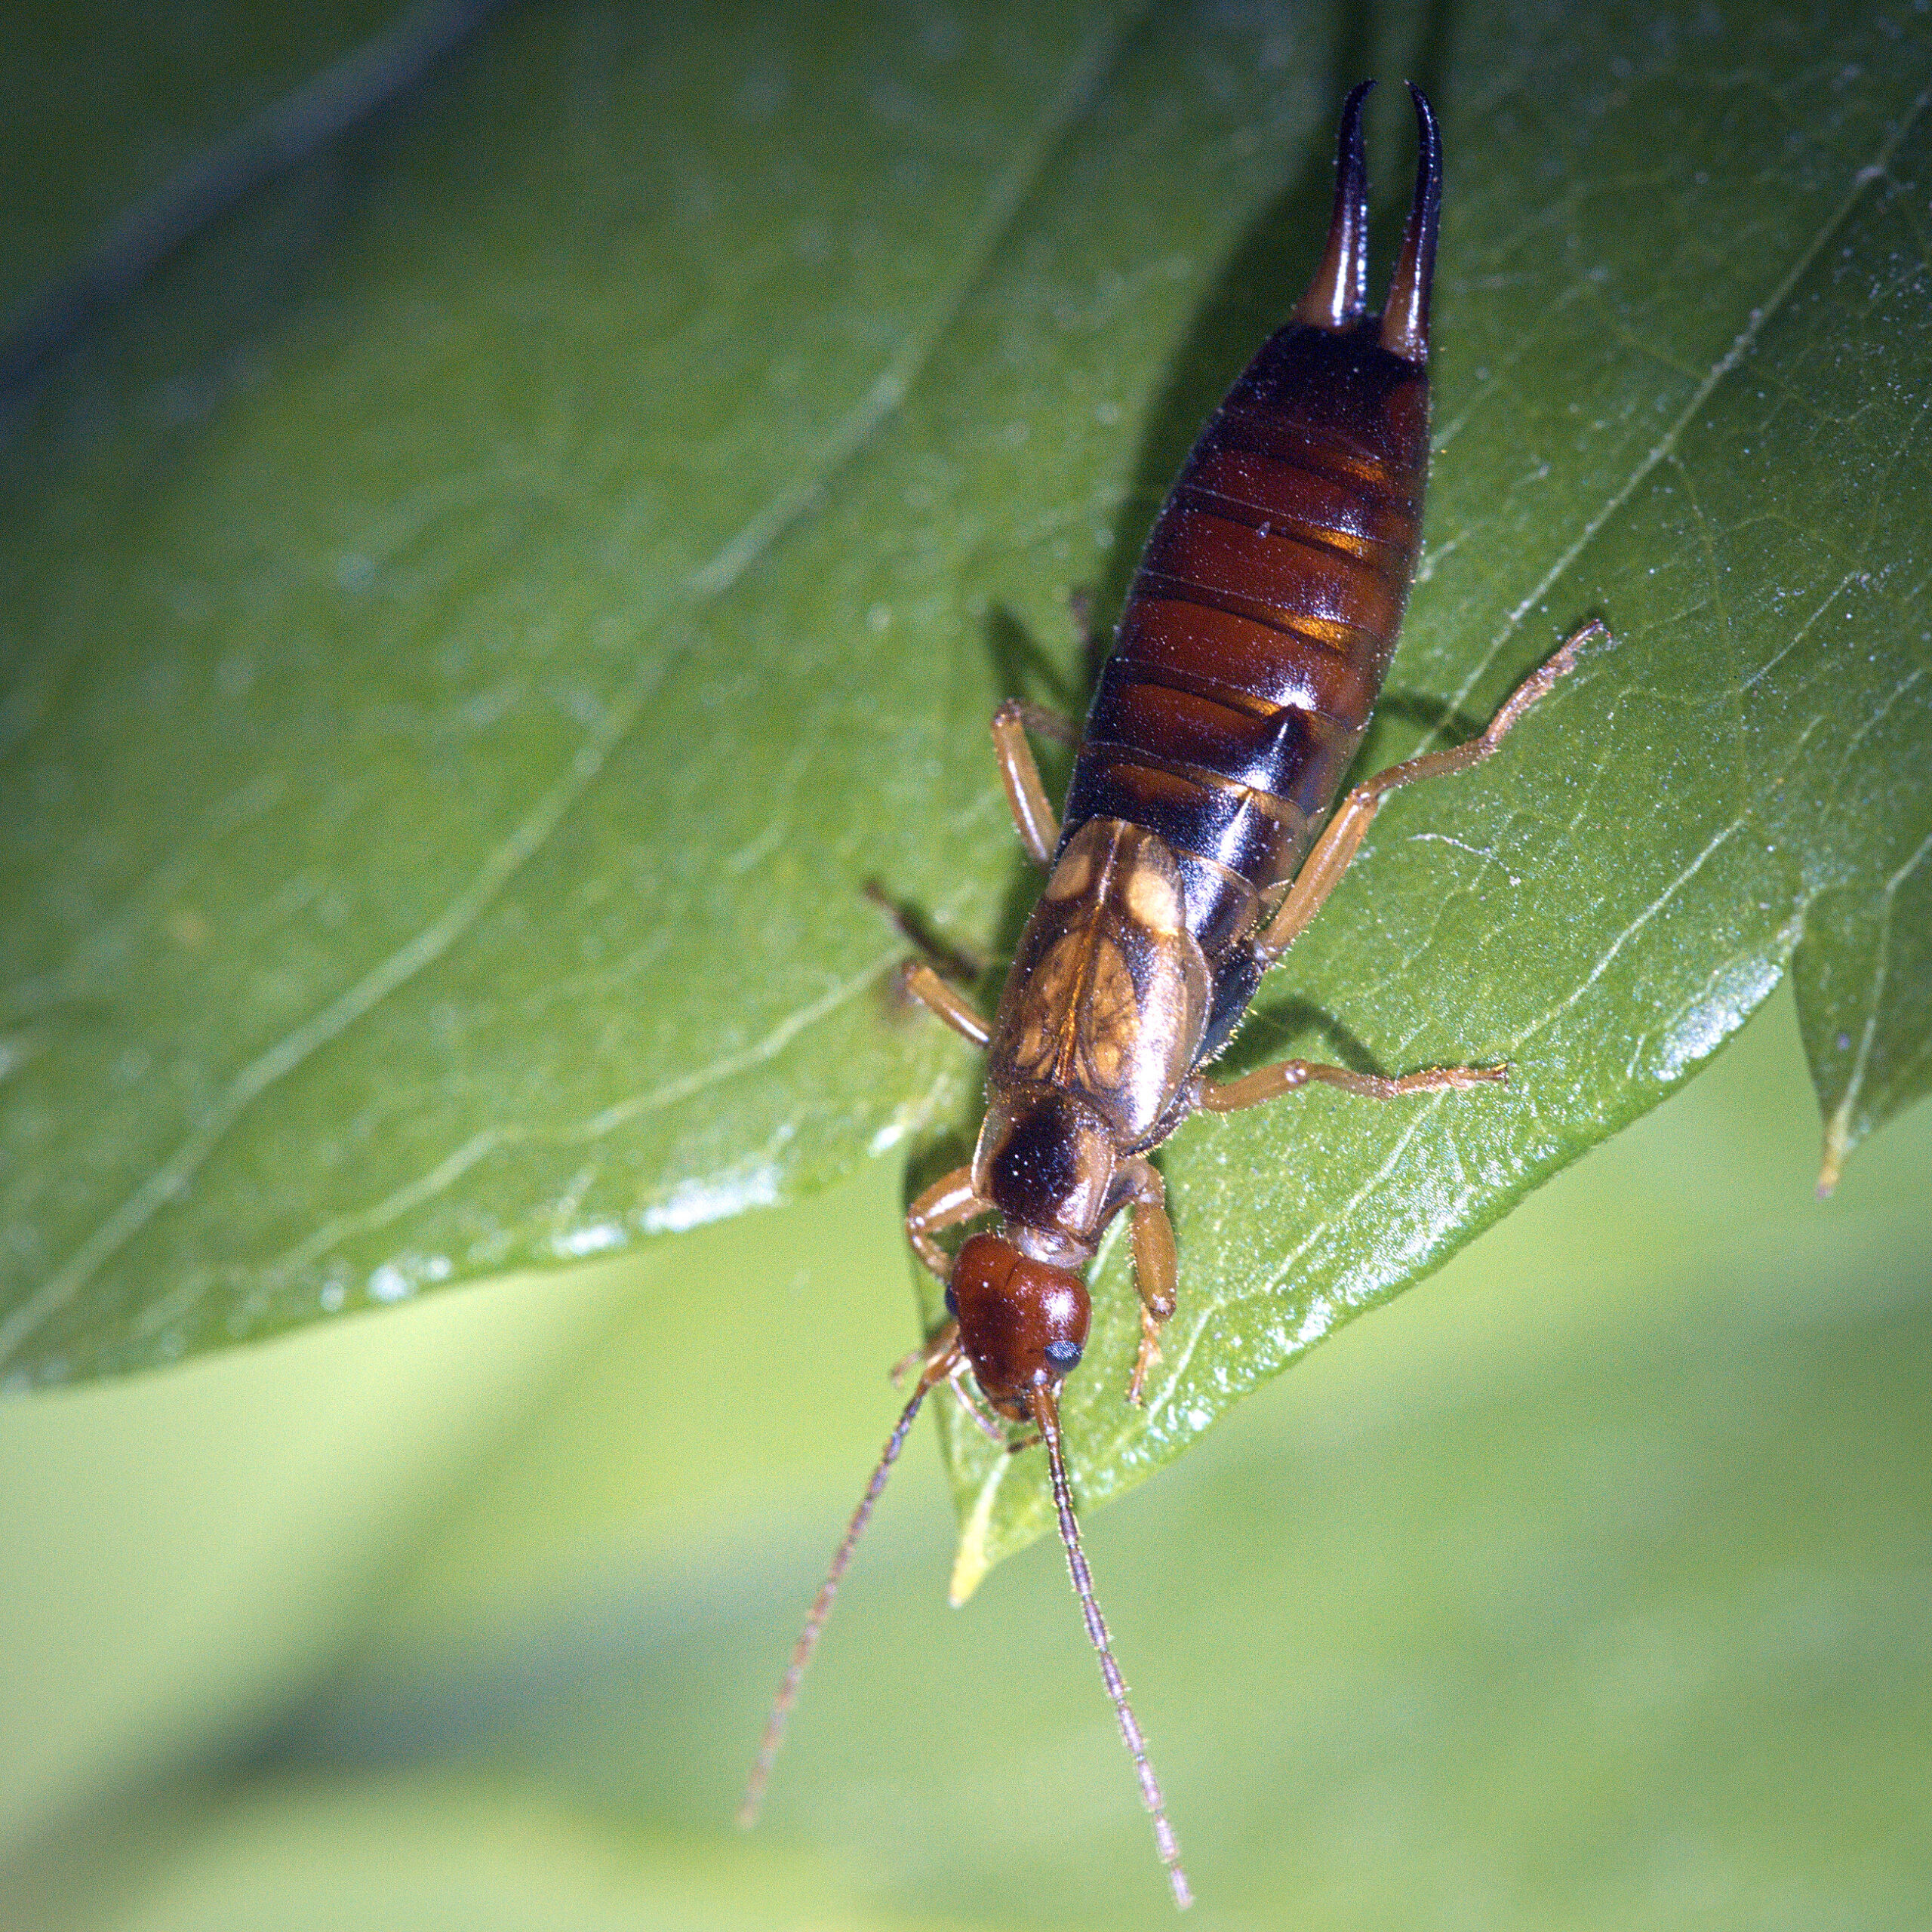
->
1062, 320, 1429, 946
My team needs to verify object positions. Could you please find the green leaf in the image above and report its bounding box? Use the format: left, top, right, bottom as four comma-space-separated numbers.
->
2, 0, 1928, 1602
0, 0, 1150, 1383
935, 8, 1932, 1571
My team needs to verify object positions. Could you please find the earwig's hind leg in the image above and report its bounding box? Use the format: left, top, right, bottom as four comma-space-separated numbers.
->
1254, 622, 1601, 964
895, 961, 992, 1048
1068, 587, 1112, 702
1067, 585, 1096, 644
1116, 1158, 1178, 1405
905, 1163, 989, 1279
1196, 1055, 1506, 1115
991, 699, 1075, 866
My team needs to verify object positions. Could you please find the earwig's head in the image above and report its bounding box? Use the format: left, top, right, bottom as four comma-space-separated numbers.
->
946, 1230, 1091, 1422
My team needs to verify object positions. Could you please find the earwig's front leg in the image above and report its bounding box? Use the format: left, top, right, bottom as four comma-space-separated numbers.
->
894, 1318, 1004, 1441
948, 1349, 1011, 1443
1195, 1056, 1505, 1114
904, 1164, 989, 1279
902, 1172, 1007, 1441
990, 699, 1075, 866
1116, 1158, 1177, 1405
1255, 622, 1599, 964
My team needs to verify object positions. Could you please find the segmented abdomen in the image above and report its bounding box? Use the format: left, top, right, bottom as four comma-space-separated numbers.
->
1062, 319, 1429, 955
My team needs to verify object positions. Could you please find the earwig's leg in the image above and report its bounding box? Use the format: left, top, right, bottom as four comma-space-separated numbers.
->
866, 881, 989, 983
896, 1318, 1004, 1441
1116, 1158, 1178, 1405
892, 1323, 1004, 1444
1196, 1056, 1506, 1115
903, 1170, 1001, 1443
896, 961, 992, 1048
991, 698, 1075, 866
905, 1164, 989, 1279
1255, 623, 1600, 964
946, 1354, 1009, 1443
891, 1315, 960, 1385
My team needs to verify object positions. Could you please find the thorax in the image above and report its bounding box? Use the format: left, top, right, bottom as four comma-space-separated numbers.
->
973, 820, 1212, 1248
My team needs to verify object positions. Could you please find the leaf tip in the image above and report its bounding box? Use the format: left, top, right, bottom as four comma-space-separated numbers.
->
1817, 1092, 1857, 1197
947, 1456, 1006, 1605
1816, 1139, 1844, 1198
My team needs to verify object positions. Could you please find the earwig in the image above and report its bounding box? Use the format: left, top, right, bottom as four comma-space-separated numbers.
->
743, 82, 1599, 1909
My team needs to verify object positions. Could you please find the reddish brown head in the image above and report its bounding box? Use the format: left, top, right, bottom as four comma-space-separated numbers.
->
947, 1230, 1091, 1421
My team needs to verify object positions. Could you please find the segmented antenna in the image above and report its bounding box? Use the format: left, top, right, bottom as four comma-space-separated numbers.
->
739, 1357, 947, 1827
1032, 1386, 1192, 1909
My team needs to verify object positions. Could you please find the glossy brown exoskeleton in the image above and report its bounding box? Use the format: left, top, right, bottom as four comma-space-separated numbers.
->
743, 83, 1600, 1909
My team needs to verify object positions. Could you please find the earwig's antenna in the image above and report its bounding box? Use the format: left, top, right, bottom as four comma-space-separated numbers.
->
1380, 82, 1442, 364
1032, 1386, 1192, 1909
1296, 78, 1374, 331
739, 1350, 952, 1827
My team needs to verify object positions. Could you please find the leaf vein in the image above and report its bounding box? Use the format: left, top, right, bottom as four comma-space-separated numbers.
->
1514, 815, 1749, 1062
1431, 84, 1932, 734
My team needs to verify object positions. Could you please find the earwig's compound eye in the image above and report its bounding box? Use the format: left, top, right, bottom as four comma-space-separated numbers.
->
1043, 1338, 1084, 1374
944, 1283, 958, 1318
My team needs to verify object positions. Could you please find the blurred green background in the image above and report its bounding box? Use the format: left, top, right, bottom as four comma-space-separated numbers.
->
5, 2, 1930, 1925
